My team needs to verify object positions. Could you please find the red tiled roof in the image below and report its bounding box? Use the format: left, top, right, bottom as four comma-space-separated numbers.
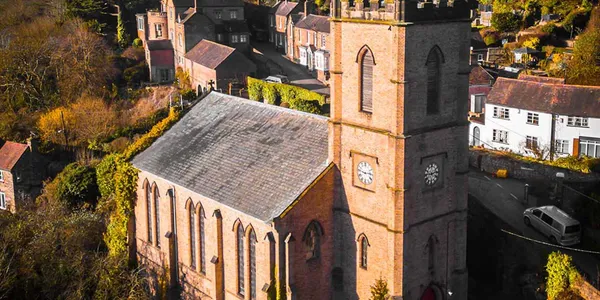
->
0, 141, 28, 171
469, 65, 494, 86
487, 77, 600, 118
275, 1, 299, 16
295, 14, 330, 33
185, 40, 235, 69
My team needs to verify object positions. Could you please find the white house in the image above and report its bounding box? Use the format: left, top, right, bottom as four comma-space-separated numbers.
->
469, 77, 600, 159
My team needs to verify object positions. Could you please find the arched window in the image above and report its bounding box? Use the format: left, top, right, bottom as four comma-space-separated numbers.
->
303, 220, 323, 260
146, 181, 152, 243
426, 46, 443, 115
363, 0, 370, 8
237, 223, 245, 296
249, 229, 257, 300
358, 234, 369, 269
188, 200, 196, 269
428, 235, 436, 271
199, 204, 206, 274
359, 47, 375, 113
153, 184, 161, 248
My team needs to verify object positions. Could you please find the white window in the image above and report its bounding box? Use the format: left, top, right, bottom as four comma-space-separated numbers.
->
155, 23, 163, 38
526, 112, 539, 125
525, 136, 538, 150
555, 140, 569, 154
240, 35, 247, 43
217, 34, 223, 41
493, 107, 510, 119
470, 94, 485, 113
270, 16, 274, 27
0, 192, 5, 210
137, 17, 145, 31
321, 35, 326, 48
580, 138, 600, 158
231, 35, 239, 43
215, 11, 222, 19
178, 33, 182, 47
567, 117, 588, 127
492, 129, 508, 144
230, 10, 237, 19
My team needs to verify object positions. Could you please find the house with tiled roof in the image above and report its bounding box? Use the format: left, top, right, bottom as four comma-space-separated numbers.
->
469, 76, 600, 160
0, 139, 45, 212
290, 10, 330, 83
467, 65, 495, 125
183, 40, 256, 92
269, 0, 303, 53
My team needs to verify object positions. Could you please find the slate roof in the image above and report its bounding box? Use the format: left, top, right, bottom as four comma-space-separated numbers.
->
146, 40, 173, 51
185, 40, 235, 69
469, 65, 494, 86
132, 92, 330, 221
487, 77, 600, 118
275, 1, 300, 16
0, 141, 28, 171
295, 14, 330, 33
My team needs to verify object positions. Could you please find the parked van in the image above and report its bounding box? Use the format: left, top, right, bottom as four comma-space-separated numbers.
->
523, 205, 581, 246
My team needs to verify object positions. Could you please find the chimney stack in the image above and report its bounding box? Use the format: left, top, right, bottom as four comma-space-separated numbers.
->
304, 0, 312, 16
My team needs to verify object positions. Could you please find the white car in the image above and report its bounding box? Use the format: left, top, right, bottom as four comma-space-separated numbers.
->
523, 205, 581, 246
263, 75, 289, 84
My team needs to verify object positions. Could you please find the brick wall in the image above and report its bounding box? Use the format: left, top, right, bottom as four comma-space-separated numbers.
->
0, 170, 15, 213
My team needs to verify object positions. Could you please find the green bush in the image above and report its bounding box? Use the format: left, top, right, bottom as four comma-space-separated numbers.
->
53, 162, 99, 208
484, 35, 497, 46
263, 83, 278, 105
491, 12, 521, 32
132, 38, 143, 48
123, 62, 148, 87
247, 77, 263, 101
246, 77, 326, 114
290, 99, 322, 114
546, 252, 581, 300
541, 23, 557, 34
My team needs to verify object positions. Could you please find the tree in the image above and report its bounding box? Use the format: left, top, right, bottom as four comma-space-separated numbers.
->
370, 277, 390, 300
40, 162, 100, 208
546, 252, 581, 300
567, 7, 600, 86
491, 12, 522, 32
522, 37, 540, 50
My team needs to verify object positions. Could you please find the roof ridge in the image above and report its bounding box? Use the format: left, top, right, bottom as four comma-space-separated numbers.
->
500, 77, 600, 90
210, 92, 329, 121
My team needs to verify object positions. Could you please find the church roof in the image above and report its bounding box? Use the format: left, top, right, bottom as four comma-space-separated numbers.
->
132, 92, 330, 222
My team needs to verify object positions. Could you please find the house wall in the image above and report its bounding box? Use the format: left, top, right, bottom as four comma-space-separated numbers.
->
215, 54, 257, 90
136, 14, 148, 43
555, 115, 600, 157
135, 171, 276, 300
0, 169, 15, 213
478, 104, 553, 156
202, 7, 244, 24
147, 12, 169, 40
187, 59, 217, 93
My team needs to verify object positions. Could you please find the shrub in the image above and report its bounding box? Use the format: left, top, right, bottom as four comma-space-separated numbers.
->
370, 277, 390, 300
123, 62, 148, 88
50, 162, 99, 208
541, 22, 557, 34
491, 12, 521, 32
246, 77, 326, 114
247, 77, 263, 101
180, 88, 197, 101
522, 37, 540, 50
263, 83, 278, 105
132, 38, 143, 48
484, 35, 497, 46
546, 252, 581, 300
290, 99, 322, 114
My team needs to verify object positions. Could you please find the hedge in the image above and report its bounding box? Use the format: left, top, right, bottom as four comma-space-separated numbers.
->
247, 77, 326, 115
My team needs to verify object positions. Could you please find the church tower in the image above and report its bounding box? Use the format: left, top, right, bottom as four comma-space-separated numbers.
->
328, 0, 471, 299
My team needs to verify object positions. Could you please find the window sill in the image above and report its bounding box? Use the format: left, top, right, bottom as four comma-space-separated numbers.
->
493, 141, 509, 145
493, 117, 510, 120
566, 125, 589, 128
526, 123, 539, 126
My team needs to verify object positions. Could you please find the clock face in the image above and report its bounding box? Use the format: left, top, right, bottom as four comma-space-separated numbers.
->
357, 161, 374, 185
424, 163, 439, 186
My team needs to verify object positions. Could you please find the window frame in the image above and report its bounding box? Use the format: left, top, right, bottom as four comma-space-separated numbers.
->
555, 139, 569, 154
0, 170, 3, 182
137, 17, 145, 31
359, 235, 369, 269
492, 107, 510, 120
425, 46, 443, 115
0, 192, 5, 210
215, 10, 222, 20
525, 136, 538, 150
240, 35, 247, 43
189, 201, 197, 269
237, 223, 245, 296
358, 47, 375, 113
492, 129, 508, 144
567, 116, 589, 127
249, 229, 257, 300
146, 182, 153, 243
526, 112, 539, 125
580, 138, 600, 158
155, 23, 163, 38
229, 10, 237, 19
153, 185, 161, 248
231, 35, 239, 43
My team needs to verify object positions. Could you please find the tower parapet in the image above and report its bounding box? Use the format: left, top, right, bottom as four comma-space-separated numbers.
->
335, 0, 471, 22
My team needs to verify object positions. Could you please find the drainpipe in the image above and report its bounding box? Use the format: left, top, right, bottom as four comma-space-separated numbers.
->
550, 114, 557, 160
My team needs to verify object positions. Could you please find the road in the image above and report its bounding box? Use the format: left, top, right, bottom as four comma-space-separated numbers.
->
252, 42, 330, 96
468, 169, 600, 282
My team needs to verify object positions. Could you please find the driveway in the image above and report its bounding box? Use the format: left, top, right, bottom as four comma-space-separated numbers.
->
468, 169, 600, 282
252, 42, 330, 96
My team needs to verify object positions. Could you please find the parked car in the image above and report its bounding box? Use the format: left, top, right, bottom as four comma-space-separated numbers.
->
264, 75, 289, 84
523, 205, 581, 246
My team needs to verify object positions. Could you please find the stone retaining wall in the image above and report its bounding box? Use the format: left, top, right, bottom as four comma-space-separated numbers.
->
468, 149, 600, 183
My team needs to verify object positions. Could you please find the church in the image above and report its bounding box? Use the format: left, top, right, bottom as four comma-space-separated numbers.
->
131, 0, 471, 298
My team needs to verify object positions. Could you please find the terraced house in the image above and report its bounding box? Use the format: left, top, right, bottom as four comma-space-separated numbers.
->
132, 0, 472, 298
136, 0, 254, 90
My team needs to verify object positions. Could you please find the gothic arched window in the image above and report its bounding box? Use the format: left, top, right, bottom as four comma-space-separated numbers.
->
249, 229, 257, 300
153, 184, 161, 248
358, 234, 369, 269
188, 199, 196, 269
303, 220, 324, 260
145, 181, 152, 243
237, 223, 245, 296
428, 235, 437, 271
359, 46, 375, 113
199, 204, 206, 274
426, 46, 443, 115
